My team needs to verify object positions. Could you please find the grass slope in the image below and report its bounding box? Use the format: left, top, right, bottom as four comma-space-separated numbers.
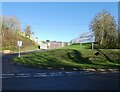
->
13, 47, 120, 70
63, 43, 92, 50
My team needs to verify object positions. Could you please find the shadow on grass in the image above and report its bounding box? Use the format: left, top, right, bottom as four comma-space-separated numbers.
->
97, 49, 114, 62
67, 50, 93, 64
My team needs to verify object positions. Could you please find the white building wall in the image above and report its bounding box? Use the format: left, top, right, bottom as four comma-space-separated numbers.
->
38, 41, 48, 50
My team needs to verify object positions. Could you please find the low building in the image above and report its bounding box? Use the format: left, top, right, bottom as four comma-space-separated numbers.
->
38, 41, 47, 50
48, 41, 64, 49
37, 40, 65, 50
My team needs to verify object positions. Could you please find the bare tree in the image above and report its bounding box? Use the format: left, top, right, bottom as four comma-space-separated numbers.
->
24, 25, 33, 39
1, 16, 21, 50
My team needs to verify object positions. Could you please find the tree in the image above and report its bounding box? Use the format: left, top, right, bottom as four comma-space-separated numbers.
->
118, 19, 120, 48
46, 40, 50, 42
24, 25, 33, 39
1, 16, 21, 50
1, 16, 21, 32
24, 25, 34, 47
0, 16, 37, 51
89, 10, 117, 48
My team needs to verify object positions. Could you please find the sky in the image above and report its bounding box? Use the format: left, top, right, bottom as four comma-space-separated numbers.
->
2, 2, 118, 42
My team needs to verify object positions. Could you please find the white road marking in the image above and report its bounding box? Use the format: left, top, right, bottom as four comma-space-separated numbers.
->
65, 72, 75, 74
16, 73, 31, 78
2, 74, 14, 76
34, 74, 48, 77
17, 73, 31, 76
1, 73, 14, 79
49, 72, 62, 75
1, 76, 13, 78
1, 71, 94, 78
34, 72, 46, 75
40, 75, 48, 77
49, 72, 62, 76
16, 75, 30, 78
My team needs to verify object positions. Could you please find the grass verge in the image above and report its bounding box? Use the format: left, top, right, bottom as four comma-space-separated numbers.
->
12, 48, 120, 70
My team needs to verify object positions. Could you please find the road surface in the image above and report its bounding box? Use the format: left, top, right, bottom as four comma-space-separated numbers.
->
1, 51, 120, 91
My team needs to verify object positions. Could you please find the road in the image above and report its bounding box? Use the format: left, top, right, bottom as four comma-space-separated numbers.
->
1, 51, 120, 91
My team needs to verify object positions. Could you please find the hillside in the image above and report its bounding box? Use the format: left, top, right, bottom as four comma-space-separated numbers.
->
2, 29, 38, 52
0, 16, 38, 52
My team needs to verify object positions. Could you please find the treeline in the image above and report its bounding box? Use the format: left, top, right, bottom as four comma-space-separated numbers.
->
90, 10, 119, 49
0, 16, 37, 51
0, 10, 119, 50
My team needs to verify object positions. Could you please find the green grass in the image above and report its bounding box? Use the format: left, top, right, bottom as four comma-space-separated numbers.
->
62, 43, 92, 50
13, 44, 120, 70
20, 45, 38, 52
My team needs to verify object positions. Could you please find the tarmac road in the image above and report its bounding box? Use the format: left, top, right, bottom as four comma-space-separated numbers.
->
1, 51, 120, 91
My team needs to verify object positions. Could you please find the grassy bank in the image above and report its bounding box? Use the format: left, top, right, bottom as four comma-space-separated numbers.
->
63, 43, 92, 50
13, 48, 120, 70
